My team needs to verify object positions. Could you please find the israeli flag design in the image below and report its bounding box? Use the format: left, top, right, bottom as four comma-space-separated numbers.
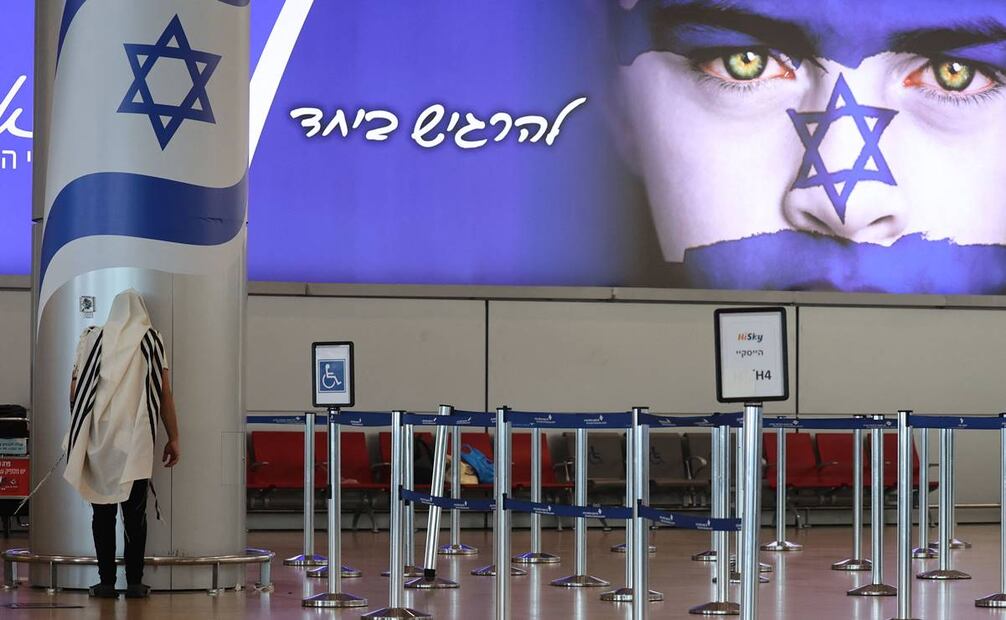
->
39, 0, 249, 319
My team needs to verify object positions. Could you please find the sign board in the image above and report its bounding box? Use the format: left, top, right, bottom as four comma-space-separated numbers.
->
714, 307, 789, 403
0, 437, 27, 456
0, 457, 29, 498
312, 341, 354, 409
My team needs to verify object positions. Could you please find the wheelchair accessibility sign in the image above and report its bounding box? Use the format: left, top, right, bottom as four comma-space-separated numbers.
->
312, 341, 355, 408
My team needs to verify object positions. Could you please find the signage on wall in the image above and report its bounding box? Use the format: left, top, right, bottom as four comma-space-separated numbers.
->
714, 307, 789, 403
312, 341, 354, 409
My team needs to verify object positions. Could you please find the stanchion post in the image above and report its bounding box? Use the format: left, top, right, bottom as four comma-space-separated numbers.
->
381, 420, 424, 578
364, 410, 431, 620
918, 427, 970, 581
690, 424, 740, 616
890, 410, 918, 620
947, 429, 971, 550
632, 408, 650, 620
494, 406, 512, 620
731, 423, 769, 584
692, 424, 719, 563
833, 416, 871, 572
303, 408, 367, 608
912, 428, 936, 560
285, 411, 326, 567
848, 414, 896, 597
440, 406, 478, 556
551, 425, 610, 588
740, 403, 765, 620
405, 405, 459, 589
762, 426, 801, 552
513, 427, 560, 564
976, 412, 1006, 608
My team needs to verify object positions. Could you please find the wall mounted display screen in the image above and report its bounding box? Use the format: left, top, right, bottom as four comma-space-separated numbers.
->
6, 1, 1006, 294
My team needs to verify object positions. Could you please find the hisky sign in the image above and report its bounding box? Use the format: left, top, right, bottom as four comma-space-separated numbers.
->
714, 308, 789, 403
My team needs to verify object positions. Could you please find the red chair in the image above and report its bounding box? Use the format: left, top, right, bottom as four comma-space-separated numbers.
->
248, 431, 309, 491
874, 433, 920, 489
781, 433, 822, 490
377, 431, 434, 486
816, 433, 858, 488
511, 433, 568, 490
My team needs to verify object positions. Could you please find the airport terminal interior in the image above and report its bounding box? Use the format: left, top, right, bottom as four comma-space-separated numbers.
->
7, 1, 1006, 619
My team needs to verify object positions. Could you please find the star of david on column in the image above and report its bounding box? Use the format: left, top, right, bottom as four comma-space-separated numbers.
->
117, 15, 221, 150
787, 74, 898, 223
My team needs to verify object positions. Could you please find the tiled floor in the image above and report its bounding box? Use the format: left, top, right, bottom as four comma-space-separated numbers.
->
2, 525, 1004, 619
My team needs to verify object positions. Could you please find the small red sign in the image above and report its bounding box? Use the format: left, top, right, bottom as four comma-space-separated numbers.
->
0, 457, 29, 497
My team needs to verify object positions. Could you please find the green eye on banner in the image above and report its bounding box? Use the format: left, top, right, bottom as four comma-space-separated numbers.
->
935, 60, 975, 92
725, 50, 768, 80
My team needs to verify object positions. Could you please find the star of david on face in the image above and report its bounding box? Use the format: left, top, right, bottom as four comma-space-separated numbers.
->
117, 15, 221, 150
787, 74, 898, 223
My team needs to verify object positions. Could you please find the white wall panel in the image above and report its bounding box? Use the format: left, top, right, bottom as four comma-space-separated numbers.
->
0, 289, 31, 407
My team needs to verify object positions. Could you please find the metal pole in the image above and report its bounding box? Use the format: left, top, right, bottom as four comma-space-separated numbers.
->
762, 427, 801, 552
494, 407, 512, 620
690, 424, 740, 616
947, 429, 971, 550
732, 425, 769, 584
363, 411, 431, 619
740, 404, 764, 620
918, 427, 971, 581
406, 405, 459, 589
285, 411, 325, 566
551, 426, 610, 587
848, 415, 896, 596
632, 409, 649, 620
693, 426, 719, 563
303, 409, 367, 608
912, 428, 936, 560
514, 427, 560, 564
976, 412, 1006, 608
441, 410, 478, 556
307, 416, 361, 580
891, 410, 917, 620
833, 417, 871, 571
381, 421, 423, 578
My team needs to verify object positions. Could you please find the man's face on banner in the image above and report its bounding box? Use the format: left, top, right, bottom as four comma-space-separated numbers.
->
614, 0, 1006, 293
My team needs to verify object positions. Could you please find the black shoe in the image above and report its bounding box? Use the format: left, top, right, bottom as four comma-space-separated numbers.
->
88, 582, 118, 598
125, 583, 151, 599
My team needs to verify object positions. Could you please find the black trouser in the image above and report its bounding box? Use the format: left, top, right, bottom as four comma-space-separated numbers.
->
91, 479, 148, 585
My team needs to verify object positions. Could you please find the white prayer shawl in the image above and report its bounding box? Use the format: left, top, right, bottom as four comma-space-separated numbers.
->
63, 290, 167, 505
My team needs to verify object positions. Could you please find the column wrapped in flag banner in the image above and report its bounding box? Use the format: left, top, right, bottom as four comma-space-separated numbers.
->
31, 0, 248, 590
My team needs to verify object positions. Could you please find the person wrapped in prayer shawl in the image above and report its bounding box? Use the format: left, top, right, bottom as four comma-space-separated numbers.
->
64, 289, 180, 599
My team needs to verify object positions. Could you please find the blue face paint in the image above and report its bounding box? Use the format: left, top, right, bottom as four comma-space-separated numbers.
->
788, 74, 898, 222
616, 0, 1006, 69
683, 231, 1006, 294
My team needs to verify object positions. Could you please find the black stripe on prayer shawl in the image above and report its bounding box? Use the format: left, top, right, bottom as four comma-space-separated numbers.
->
139, 332, 160, 445
69, 330, 102, 451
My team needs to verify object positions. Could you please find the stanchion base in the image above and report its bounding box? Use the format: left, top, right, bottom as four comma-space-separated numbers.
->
847, 583, 897, 596
761, 540, 802, 552
917, 569, 971, 580
550, 574, 611, 588
438, 543, 479, 556
284, 553, 327, 567
692, 550, 716, 562
307, 565, 362, 579
470, 564, 528, 577
689, 601, 741, 616
725, 572, 769, 584
362, 606, 433, 619
600, 587, 663, 602
612, 543, 656, 554
976, 593, 1006, 608
911, 547, 937, 560
731, 559, 773, 573
512, 551, 561, 564
948, 538, 972, 550
404, 576, 459, 589
302, 592, 368, 608
831, 558, 871, 571
381, 565, 426, 578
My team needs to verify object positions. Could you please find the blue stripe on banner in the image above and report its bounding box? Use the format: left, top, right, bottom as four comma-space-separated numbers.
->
638, 504, 740, 532
56, 0, 88, 63
762, 417, 895, 430
400, 488, 495, 512
402, 413, 496, 427
504, 498, 632, 520
335, 412, 393, 427
40, 172, 247, 285
506, 411, 633, 429
641, 412, 742, 428
908, 415, 1006, 430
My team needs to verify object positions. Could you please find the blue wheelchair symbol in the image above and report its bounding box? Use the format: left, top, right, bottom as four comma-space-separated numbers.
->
318, 360, 346, 393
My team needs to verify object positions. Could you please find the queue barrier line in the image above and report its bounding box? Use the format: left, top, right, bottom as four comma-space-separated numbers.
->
908, 414, 1006, 430
640, 412, 741, 428
507, 411, 633, 429
403, 412, 496, 427
504, 498, 632, 521
637, 504, 740, 532
400, 488, 495, 512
